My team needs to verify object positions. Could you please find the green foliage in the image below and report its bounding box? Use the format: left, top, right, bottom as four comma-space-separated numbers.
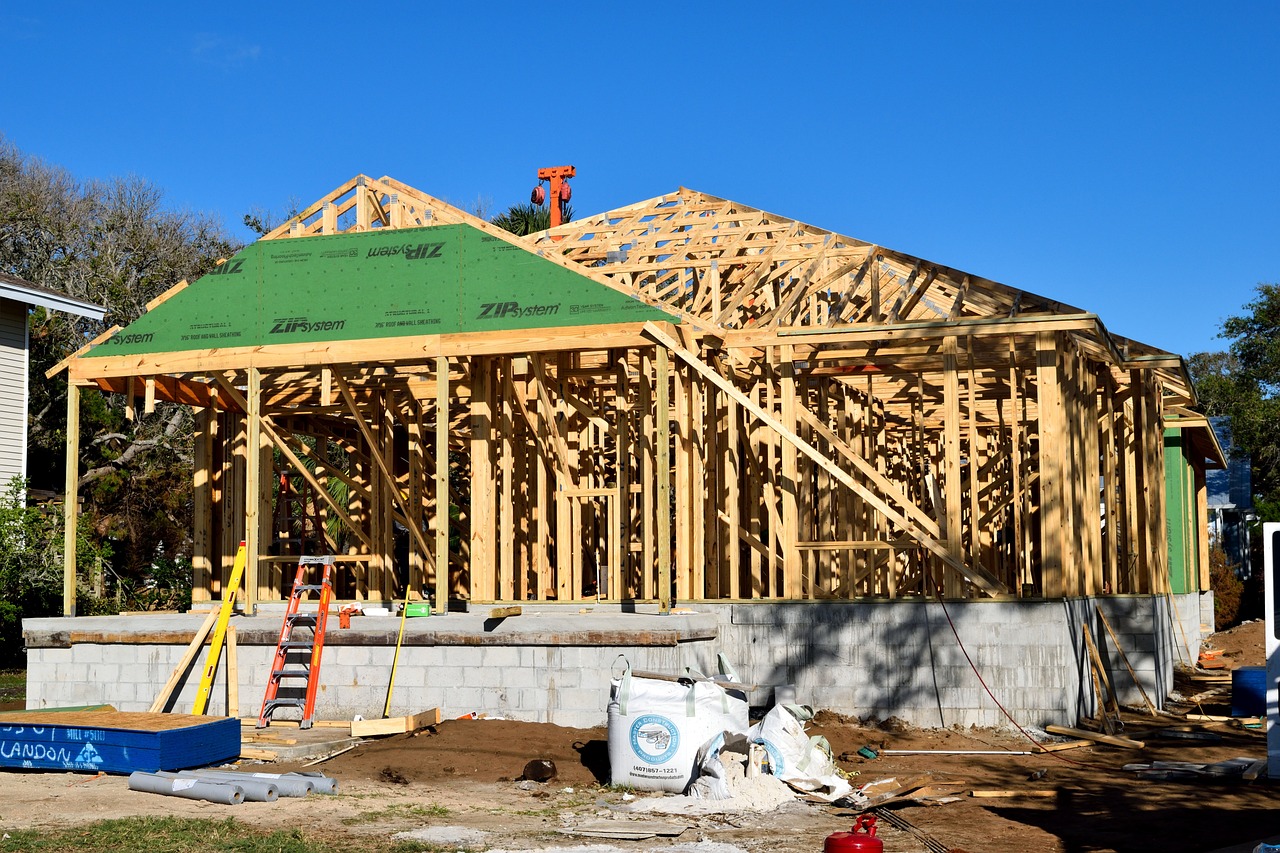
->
0, 668, 23, 706
1208, 546, 1243, 628
490, 201, 573, 236
0, 136, 237, 599
0, 816, 453, 852
1190, 283, 1280, 500
0, 478, 113, 663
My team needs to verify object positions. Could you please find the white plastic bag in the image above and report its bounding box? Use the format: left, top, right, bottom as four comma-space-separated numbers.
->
607, 655, 749, 793
750, 703, 852, 802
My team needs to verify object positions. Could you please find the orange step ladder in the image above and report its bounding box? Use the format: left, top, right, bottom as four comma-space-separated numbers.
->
257, 555, 334, 729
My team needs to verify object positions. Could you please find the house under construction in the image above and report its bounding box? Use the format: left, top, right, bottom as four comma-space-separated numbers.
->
27, 175, 1222, 729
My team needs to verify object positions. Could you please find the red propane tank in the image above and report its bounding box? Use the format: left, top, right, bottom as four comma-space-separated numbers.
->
824, 815, 882, 853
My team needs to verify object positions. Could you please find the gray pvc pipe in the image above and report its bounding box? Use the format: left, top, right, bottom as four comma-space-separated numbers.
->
127, 772, 243, 805
192, 769, 314, 797
168, 771, 280, 802
285, 772, 339, 795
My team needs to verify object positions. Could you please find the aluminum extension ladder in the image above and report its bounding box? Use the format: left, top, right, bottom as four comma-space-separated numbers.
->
257, 555, 334, 730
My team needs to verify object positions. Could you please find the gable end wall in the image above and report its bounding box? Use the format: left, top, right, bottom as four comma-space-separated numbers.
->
0, 298, 28, 487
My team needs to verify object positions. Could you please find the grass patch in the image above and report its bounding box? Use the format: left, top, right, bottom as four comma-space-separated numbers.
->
340, 802, 450, 826
0, 670, 24, 705
0, 816, 454, 852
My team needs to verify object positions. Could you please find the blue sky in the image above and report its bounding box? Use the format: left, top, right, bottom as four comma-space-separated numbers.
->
2, 2, 1276, 358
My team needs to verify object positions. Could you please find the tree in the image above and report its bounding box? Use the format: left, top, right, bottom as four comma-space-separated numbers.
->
1189, 283, 1280, 509
490, 201, 573, 237
0, 137, 237, 596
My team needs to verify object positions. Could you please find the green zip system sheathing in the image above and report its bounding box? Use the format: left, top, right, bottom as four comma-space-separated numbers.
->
1164, 427, 1201, 595
83, 223, 675, 359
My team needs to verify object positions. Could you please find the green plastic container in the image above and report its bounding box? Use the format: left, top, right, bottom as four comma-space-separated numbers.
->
403, 602, 432, 618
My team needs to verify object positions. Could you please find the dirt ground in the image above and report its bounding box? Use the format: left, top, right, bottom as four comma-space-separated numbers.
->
1, 622, 1277, 853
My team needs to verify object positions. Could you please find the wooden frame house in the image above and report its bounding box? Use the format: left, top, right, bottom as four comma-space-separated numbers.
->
57, 176, 1223, 615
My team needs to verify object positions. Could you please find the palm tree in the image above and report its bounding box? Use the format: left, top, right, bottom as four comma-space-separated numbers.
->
489, 201, 573, 236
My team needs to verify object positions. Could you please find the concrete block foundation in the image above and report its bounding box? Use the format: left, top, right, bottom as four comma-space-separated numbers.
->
23, 594, 1205, 730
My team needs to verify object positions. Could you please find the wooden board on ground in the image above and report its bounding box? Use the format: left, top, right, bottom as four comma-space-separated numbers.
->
488, 606, 522, 619
351, 708, 442, 738
1033, 739, 1092, 753
239, 747, 276, 761
1186, 714, 1263, 725
239, 718, 351, 728
1044, 724, 1145, 749
970, 790, 1056, 798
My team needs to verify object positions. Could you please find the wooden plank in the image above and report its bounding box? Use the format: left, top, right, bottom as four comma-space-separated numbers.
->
942, 336, 964, 597
1036, 332, 1065, 597
435, 357, 450, 610
780, 346, 801, 599
63, 383, 80, 616
1032, 739, 1092, 753
1185, 714, 1262, 724
68, 324, 660, 382
500, 361, 515, 600
970, 790, 1056, 799
488, 606, 522, 619
351, 707, 442, 738
1043, 724, 1144, 749
148, 609, 220, 713
226, 625, 239, 718
656, 346, 672, 611
1083, 622, 1121, 734
244, 368, 262, 610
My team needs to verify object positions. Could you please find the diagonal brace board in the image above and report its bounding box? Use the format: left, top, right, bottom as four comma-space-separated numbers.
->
213, 375, 367, 552
641, 322, 1005, 597
333, 371, 438, 579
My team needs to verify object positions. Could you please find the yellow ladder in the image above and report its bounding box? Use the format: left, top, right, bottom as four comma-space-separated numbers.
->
192, 541, 247, 715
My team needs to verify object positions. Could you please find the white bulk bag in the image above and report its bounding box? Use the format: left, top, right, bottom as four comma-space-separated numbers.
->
607, 655, 749, 793
750, 703, 853, 802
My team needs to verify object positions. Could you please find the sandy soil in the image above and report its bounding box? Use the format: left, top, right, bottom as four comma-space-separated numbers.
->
0, 623, 1276, 853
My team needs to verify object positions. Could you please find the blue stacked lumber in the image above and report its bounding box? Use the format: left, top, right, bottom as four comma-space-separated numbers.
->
0, 710, 239, 774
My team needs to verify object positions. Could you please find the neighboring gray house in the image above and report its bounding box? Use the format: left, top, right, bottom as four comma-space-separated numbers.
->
1206, 415, 1254, 578
0, 272, 104, 487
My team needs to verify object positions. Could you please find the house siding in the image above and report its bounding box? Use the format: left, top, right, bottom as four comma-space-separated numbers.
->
0, 298, 28, 488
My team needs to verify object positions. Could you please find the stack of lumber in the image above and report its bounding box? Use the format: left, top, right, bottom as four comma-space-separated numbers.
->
0, 709, 240, 773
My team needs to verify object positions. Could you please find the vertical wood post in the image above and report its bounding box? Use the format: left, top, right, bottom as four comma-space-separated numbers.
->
192, 406, 213, 603
656, 346, 672, 612
1036, 333, 1066, 598
62, 383, 80, 617
500, 360, 515, 600
780, 346, 801, 599
244, 367, 262, 612
943, 336, 965, 597
434, 357, 450, 612
640, 350, 655, 599
470, 357, 495, 601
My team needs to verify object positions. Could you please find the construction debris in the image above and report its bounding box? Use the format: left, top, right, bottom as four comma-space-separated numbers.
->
350, 708, 442, 738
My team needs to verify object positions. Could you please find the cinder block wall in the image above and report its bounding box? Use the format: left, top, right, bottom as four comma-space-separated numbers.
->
699, 595, 1200, 729
25, 594, 1204, 730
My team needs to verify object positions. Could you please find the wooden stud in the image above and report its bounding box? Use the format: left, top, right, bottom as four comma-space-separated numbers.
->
62, 383, 81, 617
434, 357, 450, 610
656, 345, 672, 611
